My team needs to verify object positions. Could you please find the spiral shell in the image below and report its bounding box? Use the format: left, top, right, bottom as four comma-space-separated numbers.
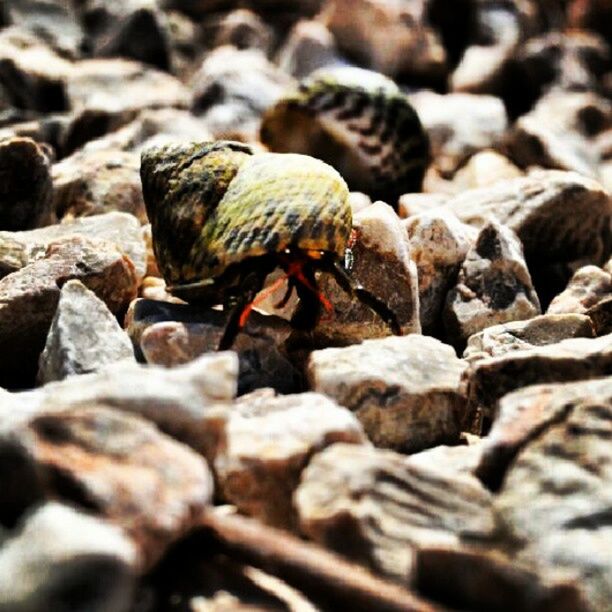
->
260, 67, 430, 207
140, 140, 351, 291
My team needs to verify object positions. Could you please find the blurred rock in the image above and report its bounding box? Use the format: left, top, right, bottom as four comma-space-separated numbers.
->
325, 0, 447, 83
397, 192, 449, 218
0, 236, 138, 388
569, 0, 612, 41
410, 92, 508, 177
0, 403, 213, 567
464, 313, 595, 363
466, 333, 612, 417
308, 334, 468, 452
547, 265, 611, 314
277, 20, 338, 78
314, 202, 420, 344
190, 45, 294, 141
405, 210, 475, 333
38, 280, 135, 384
443, 170, 612, 268
209, 9, 273, 53
451, 150, 523, 191
0, 211, 147, 280
444, 221, 541, 347
0, 136, 54, 230
451, 43, 514, 95
53, 149, 146, 222
0, 502, 136, 612
215, 391, 366, 529
295, 443, 496, 582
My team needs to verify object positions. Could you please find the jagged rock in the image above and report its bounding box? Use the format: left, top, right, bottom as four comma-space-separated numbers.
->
464, 313, 595, 363
0, 502, 137, 612
405, 210, 475, 333
215, 391, 366, 529
0, 403, 214, 567
0, 211, 148, 280
37, 280, 135, 384
0, 236, 138, 388
308, 334, 468, 452
53, 149, 146, 222
314, 202, 420, 344
0, 136, 54, 230
548, 265, 611, 315
208, 9, 273, 53
410, 92, 508, 177
442, 170, 612, 268
325, 0, 447, 82
451, 150, 522, 191
277, 20, 339, 78
492, 378, 612, 611
466, 333, 612, 417
295, 443, 496, 582
444, 221, 541, 347
190, 45, 294, 141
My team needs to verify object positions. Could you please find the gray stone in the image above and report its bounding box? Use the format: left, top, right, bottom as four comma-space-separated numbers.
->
38, 280, 135, 384
444, 221, 541, 346
464, 313, 595, 363
0, 502, 137, 612
215, 391, 366, 529
548, 265, 611, 315
295, 443, 496, 583
308, 334, 468, 452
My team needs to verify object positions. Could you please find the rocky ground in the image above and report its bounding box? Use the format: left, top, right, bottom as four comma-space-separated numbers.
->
0, 0, 610, 611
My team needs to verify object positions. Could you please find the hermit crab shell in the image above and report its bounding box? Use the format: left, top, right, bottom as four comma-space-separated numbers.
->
141, 140, 351, 289
260, 67, 430, 207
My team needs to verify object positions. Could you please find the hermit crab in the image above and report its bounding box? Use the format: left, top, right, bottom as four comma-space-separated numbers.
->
260, 67, 430, 208
140, 140, 401, 350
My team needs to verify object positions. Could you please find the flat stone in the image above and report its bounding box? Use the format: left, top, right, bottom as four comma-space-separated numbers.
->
466, 333, 612, 417
52, 149, 146, 222
444, 220, 541, 347
464, 313, 595, 363
0, 403, 214, 568
548, 265, 611, 315
295, 443, 496, 582
0, 236, 138, 388
215, 391, 366, 529
314, 202, 420, 345
405, 210, 475, 333
308, 334, 468, 452
0, 502, 137, 612
0, 137, 54, 231
38, 280, 135, 384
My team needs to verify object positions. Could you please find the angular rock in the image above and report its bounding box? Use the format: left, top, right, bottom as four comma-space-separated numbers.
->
314, 202, 420, 345
190, 45, 294, 141
0, 211, 148, 280
0, 136, 54, 230
547, 265, 611, 315
493, 379, 612, 611
444, 221, 541, 347
466, 333, 612, 417
215, 391, 366, 529
442, 170, 612, 267
0, 502, 137, 612
464, 313, 595, 363
326, 0, 447, 82
587, 295, 612, 336
308, 335, 468, 452
52, 149, 146, 222
405, 210, 475, 333
409, 92, 508, 177
295, 443, 496, 582
0, 236, 138, 388
451, 150, 523, 192
0, 403, 214, 567
38, 280, 135, 384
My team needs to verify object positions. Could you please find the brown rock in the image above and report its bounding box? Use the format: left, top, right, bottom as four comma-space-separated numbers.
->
215, 391, 366, 529
444, 221, 541, 347
569, 0, 612, 41
209, 9, 274, 53
548, 265, 611, 315
0, 136, 54, 230
0, 236, 138, 388
308, 334, 468, 452
295, 443, 496, 582
587, 295, 612, 335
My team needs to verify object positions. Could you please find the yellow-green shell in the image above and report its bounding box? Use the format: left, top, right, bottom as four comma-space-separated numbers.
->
141, 141, 351, 287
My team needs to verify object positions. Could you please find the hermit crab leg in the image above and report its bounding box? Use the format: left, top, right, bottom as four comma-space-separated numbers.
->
325, 257, 402, 335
